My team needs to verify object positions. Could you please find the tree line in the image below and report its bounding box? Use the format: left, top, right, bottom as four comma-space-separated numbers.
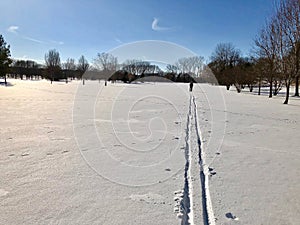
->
209, 0, 299, 104
0, 44, 202, 84
0, 0, 299, 104
6, 50, 89, 84
108, 56, 206, 83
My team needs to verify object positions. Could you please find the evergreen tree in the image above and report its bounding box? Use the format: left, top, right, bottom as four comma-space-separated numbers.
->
0, 35, 12, 85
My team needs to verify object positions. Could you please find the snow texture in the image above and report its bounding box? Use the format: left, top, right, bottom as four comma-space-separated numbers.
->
0, 79, 299, 225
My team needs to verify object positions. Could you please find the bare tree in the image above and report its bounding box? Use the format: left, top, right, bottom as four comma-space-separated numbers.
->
63, 58, 76, 70
278, 0, 300, 102
253, 57, 269, 95
294, 41, 300, 96
254, 16, 282, 98
188, 56, 205, 77
121, 60, 162, 76
281, 0, 300, 97
135, 61, 150, 75
44, 49, 61, 83
254, 0, 300, 103
93, 52, 118, 79
77, 55, 89, 84
78, 55, 89, 72
122, 60, 150, 75
166, 64, 178, 73
122, 59, 140, 74
171, 56, 204, 77
209, 43, 241, 90
175, 58, 189, 74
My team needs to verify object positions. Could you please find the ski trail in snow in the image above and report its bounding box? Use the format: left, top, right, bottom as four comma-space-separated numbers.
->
181, 95, 193, 225
187, 94, 195, 225
192, 95, 216, 225
181, 94, 215, 225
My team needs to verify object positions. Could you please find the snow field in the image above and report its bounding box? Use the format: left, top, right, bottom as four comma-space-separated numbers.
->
0, 79, 299, 224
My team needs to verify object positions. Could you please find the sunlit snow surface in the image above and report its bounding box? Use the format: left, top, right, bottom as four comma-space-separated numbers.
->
0, 79, 299, 225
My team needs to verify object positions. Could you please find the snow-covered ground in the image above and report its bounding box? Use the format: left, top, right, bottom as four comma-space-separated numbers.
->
0, 79, 299, 224
195, 84, 300, 225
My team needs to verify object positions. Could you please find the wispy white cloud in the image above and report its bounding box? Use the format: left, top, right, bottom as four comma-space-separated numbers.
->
50, 40, 64, 45
7, 25, 64, 46
23, 36, 45, 44
7, 26, 19, 34
23, 36, 64, 46
151, 18, 172, 31
114, 37, 123, 44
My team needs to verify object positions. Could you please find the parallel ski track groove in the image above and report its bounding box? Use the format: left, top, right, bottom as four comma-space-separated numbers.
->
182, 94, 215, 225
192, 95, 215, 225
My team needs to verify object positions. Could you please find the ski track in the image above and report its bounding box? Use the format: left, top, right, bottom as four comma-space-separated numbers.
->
181, 94, 215, 225
193, 96, 215, 225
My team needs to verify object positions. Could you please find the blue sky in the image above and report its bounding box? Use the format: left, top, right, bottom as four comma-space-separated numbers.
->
0, 0, 275, 65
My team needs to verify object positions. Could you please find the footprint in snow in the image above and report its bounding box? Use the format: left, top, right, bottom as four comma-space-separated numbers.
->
113, 144, 122, 147
225, 212, 239, 221
173, 189, 184, 218
209, 167, 217, 176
